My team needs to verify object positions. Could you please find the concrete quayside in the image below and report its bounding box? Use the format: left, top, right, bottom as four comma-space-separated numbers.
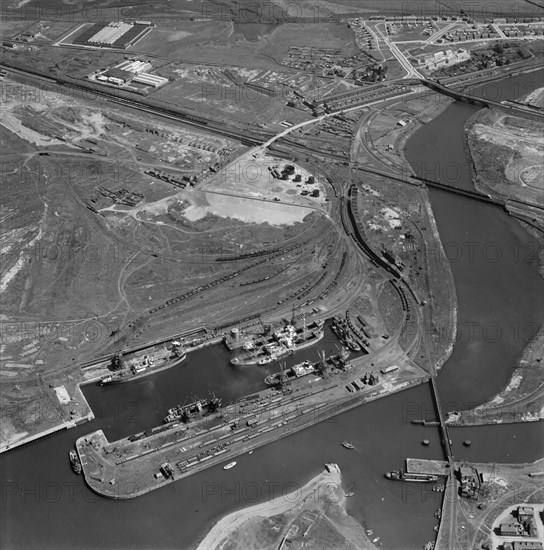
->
76, 353, 429, 498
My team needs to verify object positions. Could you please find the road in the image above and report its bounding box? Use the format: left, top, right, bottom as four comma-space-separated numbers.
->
372, 21, 423, 79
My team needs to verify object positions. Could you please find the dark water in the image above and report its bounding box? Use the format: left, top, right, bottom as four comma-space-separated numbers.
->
2, 71, 544, 550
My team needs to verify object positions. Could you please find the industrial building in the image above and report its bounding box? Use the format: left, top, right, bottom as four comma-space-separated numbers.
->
116, 60, 153, 74
72, 21, 153, 49
419, 49, 471, 71
93, 57, 168, 89
133, 73, 168, 88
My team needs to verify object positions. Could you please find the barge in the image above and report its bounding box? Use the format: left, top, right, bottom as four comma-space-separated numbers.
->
385, 469, 440, 482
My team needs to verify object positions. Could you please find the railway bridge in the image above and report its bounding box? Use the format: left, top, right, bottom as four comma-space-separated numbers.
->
421, 79, 544, 123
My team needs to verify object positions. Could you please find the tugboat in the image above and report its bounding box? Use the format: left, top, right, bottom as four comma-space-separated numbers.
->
342, 441, 355, 450
385, 469, 439, 482
223, 461, 237, 470
69, 450, 82, 474
346, 338, 361, 352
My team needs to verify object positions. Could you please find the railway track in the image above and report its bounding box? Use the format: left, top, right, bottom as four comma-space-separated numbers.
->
0, 63, 270, 146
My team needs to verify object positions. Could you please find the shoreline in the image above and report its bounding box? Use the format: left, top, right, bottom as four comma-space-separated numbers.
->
454, 105, 544, 426
396, 92, 459, 372
194, 465, 342, 550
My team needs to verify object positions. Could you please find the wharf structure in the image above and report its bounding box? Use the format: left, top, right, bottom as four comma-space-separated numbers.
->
76, 356, 429, 498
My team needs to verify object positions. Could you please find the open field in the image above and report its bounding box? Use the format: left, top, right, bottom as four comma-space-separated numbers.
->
1, 0, 541, 32
467, 108, 544, 207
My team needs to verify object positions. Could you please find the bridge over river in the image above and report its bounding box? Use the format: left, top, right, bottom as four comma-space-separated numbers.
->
421, 79, 544, 123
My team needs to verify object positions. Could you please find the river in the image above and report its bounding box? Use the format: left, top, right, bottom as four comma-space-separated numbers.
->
405, 69, 544, 408
1, 71, 543, 550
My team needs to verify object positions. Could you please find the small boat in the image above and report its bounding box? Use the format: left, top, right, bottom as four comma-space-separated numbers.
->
223, 461, 237, 470
69, 450, 82, 474
422, 439, 430, 446
248, 451, 253, 455
366, 529, 373, 536
347, 340, 361, 352
345, 492, 355, 497
373, 537, 380, 543
342, 441, 355, 449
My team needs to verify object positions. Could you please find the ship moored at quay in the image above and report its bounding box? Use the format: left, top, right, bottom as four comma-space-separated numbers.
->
264, 348, 350, 386
385, 469, 440, 482
100, 342, 186, 385
229, 320, 325, 367
76, 347, 430, 499
163, 394, 222, 424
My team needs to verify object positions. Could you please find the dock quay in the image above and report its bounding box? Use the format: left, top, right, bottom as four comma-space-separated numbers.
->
406, 458, 449, 477
77, 359, 430, 499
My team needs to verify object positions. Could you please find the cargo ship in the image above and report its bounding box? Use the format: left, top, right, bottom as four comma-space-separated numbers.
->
163, 394, 222, 424
230, 321, 324, 367
100, 343, 186, 385
265, 360, 315, 386
385, 470, 439, 482
332, 316, 361, 351
69, 450, 82, 474
264, 348, 350, 386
